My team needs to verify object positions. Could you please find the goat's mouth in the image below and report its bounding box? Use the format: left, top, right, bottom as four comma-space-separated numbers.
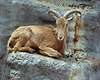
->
58, 36, 64, 41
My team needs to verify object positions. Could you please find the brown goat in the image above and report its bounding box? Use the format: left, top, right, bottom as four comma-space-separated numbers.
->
7, 9, 81, 58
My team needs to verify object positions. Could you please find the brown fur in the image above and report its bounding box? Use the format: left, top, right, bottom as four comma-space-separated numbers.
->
7, 10, 81, 58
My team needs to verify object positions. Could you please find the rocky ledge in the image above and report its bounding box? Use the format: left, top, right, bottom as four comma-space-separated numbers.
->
5, 52, 100, 80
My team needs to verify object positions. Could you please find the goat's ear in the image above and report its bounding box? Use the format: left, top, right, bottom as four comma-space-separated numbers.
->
67, 16, 74, 21
56, 18, 59, 24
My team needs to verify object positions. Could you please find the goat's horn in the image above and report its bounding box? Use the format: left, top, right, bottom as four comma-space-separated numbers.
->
63, 10, 81, 19
48, 10, 61, 18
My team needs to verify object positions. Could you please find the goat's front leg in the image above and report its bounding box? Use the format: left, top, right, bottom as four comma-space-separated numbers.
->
39, 46, 61, 58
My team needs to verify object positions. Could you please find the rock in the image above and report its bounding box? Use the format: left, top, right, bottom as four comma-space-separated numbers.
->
0, 0, 100, 79
0, 34, 10, 58
5, 52, 100, 80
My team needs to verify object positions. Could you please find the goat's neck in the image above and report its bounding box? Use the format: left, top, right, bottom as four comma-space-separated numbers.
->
59, 35, 67, 55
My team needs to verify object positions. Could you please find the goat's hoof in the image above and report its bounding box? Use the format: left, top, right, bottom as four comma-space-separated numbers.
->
29, 49, 35, 53
41, 51, 61, 58
51, 52, 61, 58
13, 50, 17, 53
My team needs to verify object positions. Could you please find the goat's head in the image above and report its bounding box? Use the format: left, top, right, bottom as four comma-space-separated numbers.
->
48, 10, 81, 41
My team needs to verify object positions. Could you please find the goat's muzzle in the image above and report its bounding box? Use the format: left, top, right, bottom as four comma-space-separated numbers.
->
58, 36, 64, 40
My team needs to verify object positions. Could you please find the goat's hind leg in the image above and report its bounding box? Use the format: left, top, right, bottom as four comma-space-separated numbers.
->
7, 37, 15, 52
13, 38, 34, 53
39, 46, 61, 58
15, 46, 35, 53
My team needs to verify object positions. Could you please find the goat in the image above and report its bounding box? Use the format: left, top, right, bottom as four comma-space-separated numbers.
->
7, 9, 81, 58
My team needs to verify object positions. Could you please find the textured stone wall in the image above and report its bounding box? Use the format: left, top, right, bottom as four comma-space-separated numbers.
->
5, 52, 100, 80
0, 0, 100, 79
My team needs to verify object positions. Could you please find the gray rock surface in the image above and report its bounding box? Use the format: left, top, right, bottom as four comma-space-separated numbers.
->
0, 0, 100, 79
5, 52, 100, 80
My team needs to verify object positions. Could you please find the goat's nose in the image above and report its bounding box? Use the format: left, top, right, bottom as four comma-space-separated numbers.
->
59, 36, 63, 40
